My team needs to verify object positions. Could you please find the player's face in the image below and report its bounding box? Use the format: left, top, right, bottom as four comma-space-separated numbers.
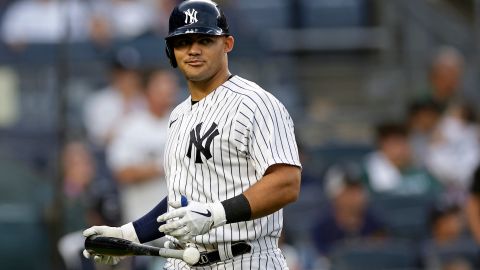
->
171, 34, 233, 82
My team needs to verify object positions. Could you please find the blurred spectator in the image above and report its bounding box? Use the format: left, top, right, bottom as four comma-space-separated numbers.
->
421, 46, 465, 112
442, 260, 473, 270
311, 165, 386, 257
1, 0, 90, 47
362, 122, 443, 197
61, 141, 97, 233
83, 46, 146, 148
146, 0, 179, 37
58, 141, 121, 270
107, 68, 178, 222
426, 103, 480, 204
428, 204, 465, 247
420, 203, 476, 270
104, 68, 178, 270
466, 165, 480, 244
407, 100, 442, 167
90, 0, 156, 42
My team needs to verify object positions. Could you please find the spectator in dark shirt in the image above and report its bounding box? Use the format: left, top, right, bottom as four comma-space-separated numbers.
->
311, 165, 386, 256
420, 202, 476, 270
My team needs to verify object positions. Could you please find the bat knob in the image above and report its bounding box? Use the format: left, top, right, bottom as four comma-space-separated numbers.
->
182, 247, 200, 265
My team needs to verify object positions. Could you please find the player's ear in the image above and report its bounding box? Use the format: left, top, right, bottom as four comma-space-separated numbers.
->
224, 36, 234, 53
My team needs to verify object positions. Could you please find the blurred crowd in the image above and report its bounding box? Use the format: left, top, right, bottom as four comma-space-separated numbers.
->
0, 0, 179, 48
0, 1, 479, 270
286, 46, 480, 270
54, 44, 182, 270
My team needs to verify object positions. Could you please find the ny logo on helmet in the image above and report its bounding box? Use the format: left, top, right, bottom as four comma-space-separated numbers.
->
184, 8, 198, 24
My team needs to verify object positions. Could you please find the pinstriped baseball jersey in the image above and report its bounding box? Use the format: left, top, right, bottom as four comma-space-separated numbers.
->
164, 75, 301, 266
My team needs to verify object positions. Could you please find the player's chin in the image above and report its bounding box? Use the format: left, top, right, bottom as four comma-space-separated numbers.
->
183, 69, 210, 82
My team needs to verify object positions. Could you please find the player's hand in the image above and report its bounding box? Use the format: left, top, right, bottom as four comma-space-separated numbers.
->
157, 198, 226, 241
164, 237, 186, 250
82, 223, 139, 265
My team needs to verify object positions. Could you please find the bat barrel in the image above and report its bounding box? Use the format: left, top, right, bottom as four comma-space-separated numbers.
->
85, 236, 139, 256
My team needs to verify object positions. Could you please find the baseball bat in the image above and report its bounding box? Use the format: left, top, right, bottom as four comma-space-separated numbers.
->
85, 235, 200, 265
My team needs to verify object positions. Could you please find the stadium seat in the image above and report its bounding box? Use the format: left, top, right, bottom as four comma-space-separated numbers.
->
421, 238, 480, 269
235, 0, 290, 31
0, 158, 52, 269
370, 193, 436, 240
0, 157, 50, 203
299, 0, 370, 28
0, 204, 50, 270
330, 240, 419, 270
310, 143, 373, 173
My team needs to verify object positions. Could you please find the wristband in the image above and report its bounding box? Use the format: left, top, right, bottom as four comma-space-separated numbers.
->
120, 222, 140, 243
210, 201, 227, 227
221, 194, 252, 224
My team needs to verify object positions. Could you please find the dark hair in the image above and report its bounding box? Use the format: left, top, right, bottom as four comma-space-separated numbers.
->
407, 100, 442, 118
458, 103, 477, 123
375, 122, 408, 144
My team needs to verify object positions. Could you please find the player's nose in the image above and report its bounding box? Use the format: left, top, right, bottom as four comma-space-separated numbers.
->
188, 42, 202, 55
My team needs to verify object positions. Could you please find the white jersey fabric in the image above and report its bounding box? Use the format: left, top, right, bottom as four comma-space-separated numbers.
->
164, 75, 301, 269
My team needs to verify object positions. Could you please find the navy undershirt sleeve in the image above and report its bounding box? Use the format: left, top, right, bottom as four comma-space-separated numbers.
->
132, 196, 167, 243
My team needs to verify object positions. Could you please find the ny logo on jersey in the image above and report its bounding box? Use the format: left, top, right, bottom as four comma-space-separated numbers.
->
187, 122, 219, 164
184, 8, 198, 24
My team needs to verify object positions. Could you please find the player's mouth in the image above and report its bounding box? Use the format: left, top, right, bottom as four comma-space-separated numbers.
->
185, 59, 205, 67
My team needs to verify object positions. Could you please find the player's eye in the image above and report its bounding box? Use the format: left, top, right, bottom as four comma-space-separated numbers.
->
198, 37, 214, 45
172, 38, 192, 48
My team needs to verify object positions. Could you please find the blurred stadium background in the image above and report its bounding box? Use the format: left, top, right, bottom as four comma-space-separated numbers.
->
1, 0, 480, 269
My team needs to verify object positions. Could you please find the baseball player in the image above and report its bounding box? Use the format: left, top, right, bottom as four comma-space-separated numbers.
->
83, 1, 302, 269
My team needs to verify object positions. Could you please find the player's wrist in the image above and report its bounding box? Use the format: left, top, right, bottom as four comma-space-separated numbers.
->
221, 194, 252, 224
120, 222, 140, 243
209, 201, 227, 227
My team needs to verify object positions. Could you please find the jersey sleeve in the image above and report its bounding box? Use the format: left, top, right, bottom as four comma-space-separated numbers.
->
246, 94, 301, 176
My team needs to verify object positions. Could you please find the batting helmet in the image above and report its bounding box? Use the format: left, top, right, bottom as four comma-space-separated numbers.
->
165, 0, 230, 68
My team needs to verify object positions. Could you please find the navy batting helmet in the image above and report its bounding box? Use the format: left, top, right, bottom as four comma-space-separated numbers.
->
165, 0, 230, 68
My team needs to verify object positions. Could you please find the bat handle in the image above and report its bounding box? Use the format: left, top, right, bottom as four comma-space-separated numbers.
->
158, 246, 200, 265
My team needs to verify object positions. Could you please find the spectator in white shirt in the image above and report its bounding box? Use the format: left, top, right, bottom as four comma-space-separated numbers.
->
426, 103, 480, 204
83, 46, 146, 148
107, 68, 179, 222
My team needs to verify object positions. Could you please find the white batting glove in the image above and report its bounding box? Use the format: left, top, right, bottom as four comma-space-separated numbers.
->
82, 223, 139, 265
164, 237, 186, 250
157, 199, 227, 241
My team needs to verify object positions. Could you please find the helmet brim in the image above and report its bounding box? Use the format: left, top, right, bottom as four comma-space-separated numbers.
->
165, 26, 228, 40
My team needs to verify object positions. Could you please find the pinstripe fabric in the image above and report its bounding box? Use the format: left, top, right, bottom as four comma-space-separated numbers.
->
163, 75, 300, 269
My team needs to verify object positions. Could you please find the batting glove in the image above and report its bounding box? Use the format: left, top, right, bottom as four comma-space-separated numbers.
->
82, 223, 139, 265
164, 237, 186, 250
157, 198, 227, 241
